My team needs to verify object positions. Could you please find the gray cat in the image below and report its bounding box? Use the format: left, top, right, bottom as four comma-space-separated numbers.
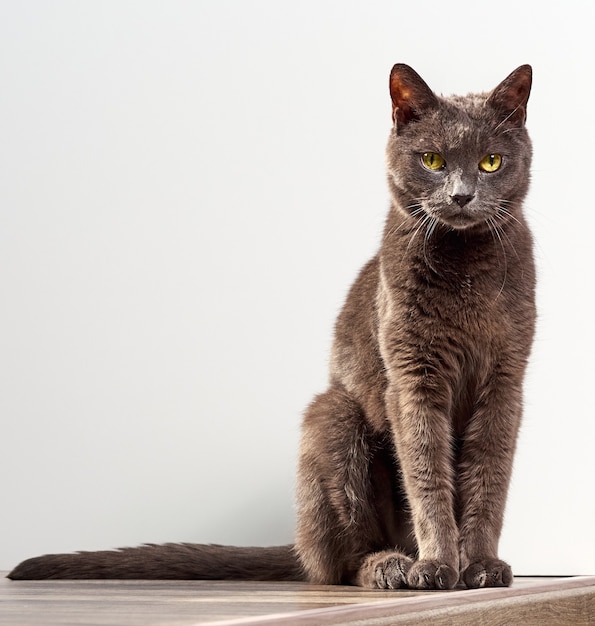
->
9, 63, 535, 590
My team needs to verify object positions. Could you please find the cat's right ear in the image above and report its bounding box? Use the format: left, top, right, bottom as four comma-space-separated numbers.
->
487, 65, 532, 127
389, 64, 438, 130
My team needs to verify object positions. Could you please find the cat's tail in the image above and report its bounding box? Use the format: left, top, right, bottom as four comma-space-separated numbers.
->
7, 543, 304, 581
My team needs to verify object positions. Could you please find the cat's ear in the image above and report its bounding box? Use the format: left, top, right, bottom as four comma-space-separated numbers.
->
389, 64, 439, 129
487, 65, 532, 127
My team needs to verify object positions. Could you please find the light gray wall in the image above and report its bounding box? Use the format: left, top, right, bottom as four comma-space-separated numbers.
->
1, 1, 594, 574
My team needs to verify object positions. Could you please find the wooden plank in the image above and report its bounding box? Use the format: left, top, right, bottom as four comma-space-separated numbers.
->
2, 574, 595, 626
205, 577, 595, 626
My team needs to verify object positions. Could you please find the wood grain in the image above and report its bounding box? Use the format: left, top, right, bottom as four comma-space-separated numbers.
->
2, 574, 594, 625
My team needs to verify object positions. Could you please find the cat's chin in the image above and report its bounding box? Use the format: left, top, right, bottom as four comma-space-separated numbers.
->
433, 212, 489, 232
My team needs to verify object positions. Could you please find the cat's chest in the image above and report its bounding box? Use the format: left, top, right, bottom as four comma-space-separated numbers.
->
392, 231, 513, 317
411, 270, 500, 331
377, 256, 513, 353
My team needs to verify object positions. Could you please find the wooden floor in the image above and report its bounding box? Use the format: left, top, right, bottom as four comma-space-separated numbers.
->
2, 573, 595, 626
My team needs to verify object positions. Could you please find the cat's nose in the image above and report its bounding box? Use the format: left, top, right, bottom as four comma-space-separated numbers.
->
451, 194, 474, 208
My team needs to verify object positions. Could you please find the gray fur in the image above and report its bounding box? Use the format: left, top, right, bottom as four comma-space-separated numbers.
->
9, 65, 535, 591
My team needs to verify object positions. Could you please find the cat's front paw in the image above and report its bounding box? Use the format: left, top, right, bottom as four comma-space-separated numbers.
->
406, 559, 459, 590
461, 559, 513, 588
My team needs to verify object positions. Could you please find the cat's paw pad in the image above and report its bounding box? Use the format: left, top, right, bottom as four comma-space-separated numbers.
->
462, 559, 513, 588
406, 560, 458, 590
356, 551, 414, 589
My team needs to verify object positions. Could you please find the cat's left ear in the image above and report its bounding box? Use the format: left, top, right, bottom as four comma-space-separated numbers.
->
389, 64, 439, 129
487, 65, 532, 127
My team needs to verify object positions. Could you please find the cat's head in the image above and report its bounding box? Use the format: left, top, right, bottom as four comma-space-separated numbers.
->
385, 64, 532, 232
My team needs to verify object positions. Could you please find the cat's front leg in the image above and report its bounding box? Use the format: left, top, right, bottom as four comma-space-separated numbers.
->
457, 375, 523, 588
385, 384, 460, 590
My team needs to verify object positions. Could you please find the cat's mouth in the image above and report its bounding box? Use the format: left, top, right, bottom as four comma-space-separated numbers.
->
432, 203, 492, 230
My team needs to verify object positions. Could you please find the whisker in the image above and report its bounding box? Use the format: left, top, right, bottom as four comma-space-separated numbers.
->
423, 217, 439, 272
382, 201, 425, 242
492, 212, 521, 261
486, 215, 508, 300
495, 205, 522, 226
501, 126, 525, 135
495, 106, 523, 132
406, 213, 432, 255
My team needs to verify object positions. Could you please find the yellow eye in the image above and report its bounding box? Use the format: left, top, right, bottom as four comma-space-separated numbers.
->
479, 153, 502, 173
422, 152, 446, 171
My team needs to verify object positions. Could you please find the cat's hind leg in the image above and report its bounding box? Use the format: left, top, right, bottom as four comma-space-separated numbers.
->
295, 387, 414, 589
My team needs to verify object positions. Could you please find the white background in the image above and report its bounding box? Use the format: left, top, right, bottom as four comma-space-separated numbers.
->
1, 1, 594, 575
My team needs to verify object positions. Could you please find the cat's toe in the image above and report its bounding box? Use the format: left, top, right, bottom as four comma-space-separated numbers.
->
462, 559, 513, 588
407, 560, 458, 590
374, 555, 413, 589
355, 551, 413, 589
